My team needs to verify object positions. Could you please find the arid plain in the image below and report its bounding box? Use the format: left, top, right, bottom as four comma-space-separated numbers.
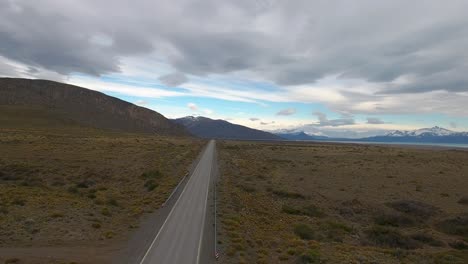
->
217, 141, 468, 263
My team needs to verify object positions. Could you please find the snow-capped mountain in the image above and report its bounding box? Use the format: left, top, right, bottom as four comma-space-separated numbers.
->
363, 126, 468, 144
272, 126, 468, 144
386, 126, 455, 137
270, 126, 387, 139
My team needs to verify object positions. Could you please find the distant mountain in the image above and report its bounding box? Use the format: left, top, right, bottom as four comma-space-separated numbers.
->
173, 116, 282, 140
0, 78, 189, 136
384, 126, 455, 137
271, 125, 387, 139
275, 131, 329, 141
274, 126, 468, 144
362, 126, 468, 144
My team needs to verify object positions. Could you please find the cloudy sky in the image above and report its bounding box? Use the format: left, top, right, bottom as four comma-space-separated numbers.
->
1, 0, 468, 137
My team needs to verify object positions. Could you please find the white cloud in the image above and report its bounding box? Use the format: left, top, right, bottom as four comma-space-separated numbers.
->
203, 109, 214, 115
187, 102, 198, 111
68, 76, 184, 98
135, 100, 148, 105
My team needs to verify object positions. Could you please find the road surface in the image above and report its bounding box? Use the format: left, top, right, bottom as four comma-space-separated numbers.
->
139, 140, 216, 264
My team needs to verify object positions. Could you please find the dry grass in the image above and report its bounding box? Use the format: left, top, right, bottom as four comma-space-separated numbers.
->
217, 141, 468, 263
0, 106, 204, 249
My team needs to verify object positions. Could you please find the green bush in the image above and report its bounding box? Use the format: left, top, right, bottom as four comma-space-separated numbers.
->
282, 204, 324, 218
107, 198, 119, 206
436, 214, 468, 237
449, 241, 468, 250
374, 212, 415, 227
12, 198, 26, 206
410, 233, 444, 247
366, 226, 420, 249
272, 189, 305, 199
298, 249, 321, 263
294, 223, 315, 240
387, 200, 437, 219
144, 180, 158, 191
67, 186, 78, 194
101, 207, 111, 216
141, 170, 163, 179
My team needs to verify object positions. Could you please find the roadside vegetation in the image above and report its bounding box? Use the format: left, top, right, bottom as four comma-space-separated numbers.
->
217, 141, 468, 263
0, 106, 204, 262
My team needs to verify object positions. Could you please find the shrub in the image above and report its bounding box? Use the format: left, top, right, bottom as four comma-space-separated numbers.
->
326, 221, 352, 233
449, 241, 468, 250
283, 204, 302, 215
144, 180, 158, 191
298, 249, 321, 264
436, 214, 468, 237
239, 184, 256, 193
302, 205, 325, 218
5, 258, 20, 264
101, 207, 111, 216
50, 212, 64, 218
272, 190, 305, 199
410, 233, 444, 247
387, 200, 437, 219
107, 198, 119, 206
141, 170, 163, 179
283, 204, 325, 218
0, 206, 8, 214
92, 223, 101, 229
104, 231, 115, 239
366, 226, 420, 249
12, 198, 26, 206
457, 197, 468, 205
294, 224, 315, 240
374, 212, 415, 227
76, 180, 93, 188
67, 186, 78, 194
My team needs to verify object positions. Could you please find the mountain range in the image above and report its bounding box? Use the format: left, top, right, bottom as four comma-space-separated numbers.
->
0, 78, 189, 136
275, 126, 468, 144
173, 116, 282, 140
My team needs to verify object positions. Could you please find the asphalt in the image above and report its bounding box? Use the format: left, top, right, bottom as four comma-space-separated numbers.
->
139, 140, 216, 264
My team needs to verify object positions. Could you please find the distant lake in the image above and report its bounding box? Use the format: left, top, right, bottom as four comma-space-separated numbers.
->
322, 140, 468, 149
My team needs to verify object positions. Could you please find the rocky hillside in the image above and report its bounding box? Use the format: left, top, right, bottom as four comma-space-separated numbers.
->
0, 78, 188, 136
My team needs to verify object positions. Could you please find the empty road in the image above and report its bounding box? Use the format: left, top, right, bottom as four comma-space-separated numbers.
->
139, 140, 216, 264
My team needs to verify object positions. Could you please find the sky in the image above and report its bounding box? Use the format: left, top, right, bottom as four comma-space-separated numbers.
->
1, 0, 468, 137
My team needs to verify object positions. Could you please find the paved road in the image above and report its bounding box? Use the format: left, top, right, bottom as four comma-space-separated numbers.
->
139, 140, 216, 264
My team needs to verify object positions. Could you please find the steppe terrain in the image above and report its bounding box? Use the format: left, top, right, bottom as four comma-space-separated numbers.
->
0, 105, 204, 263
217, 141, 468, 263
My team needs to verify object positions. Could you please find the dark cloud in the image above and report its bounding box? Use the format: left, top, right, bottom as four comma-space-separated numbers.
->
249, 117, 260, 121
367, 117, 385, 124
1, 0, 468, 99
158, 72, 188, 87
276, 108, 296, 116
313, 112, 355, 127
260, 121, 275, 125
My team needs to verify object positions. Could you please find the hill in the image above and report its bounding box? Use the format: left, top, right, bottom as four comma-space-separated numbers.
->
173, 116, 282, 140
0, 78, 188, 136
275, 131, 329, 141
